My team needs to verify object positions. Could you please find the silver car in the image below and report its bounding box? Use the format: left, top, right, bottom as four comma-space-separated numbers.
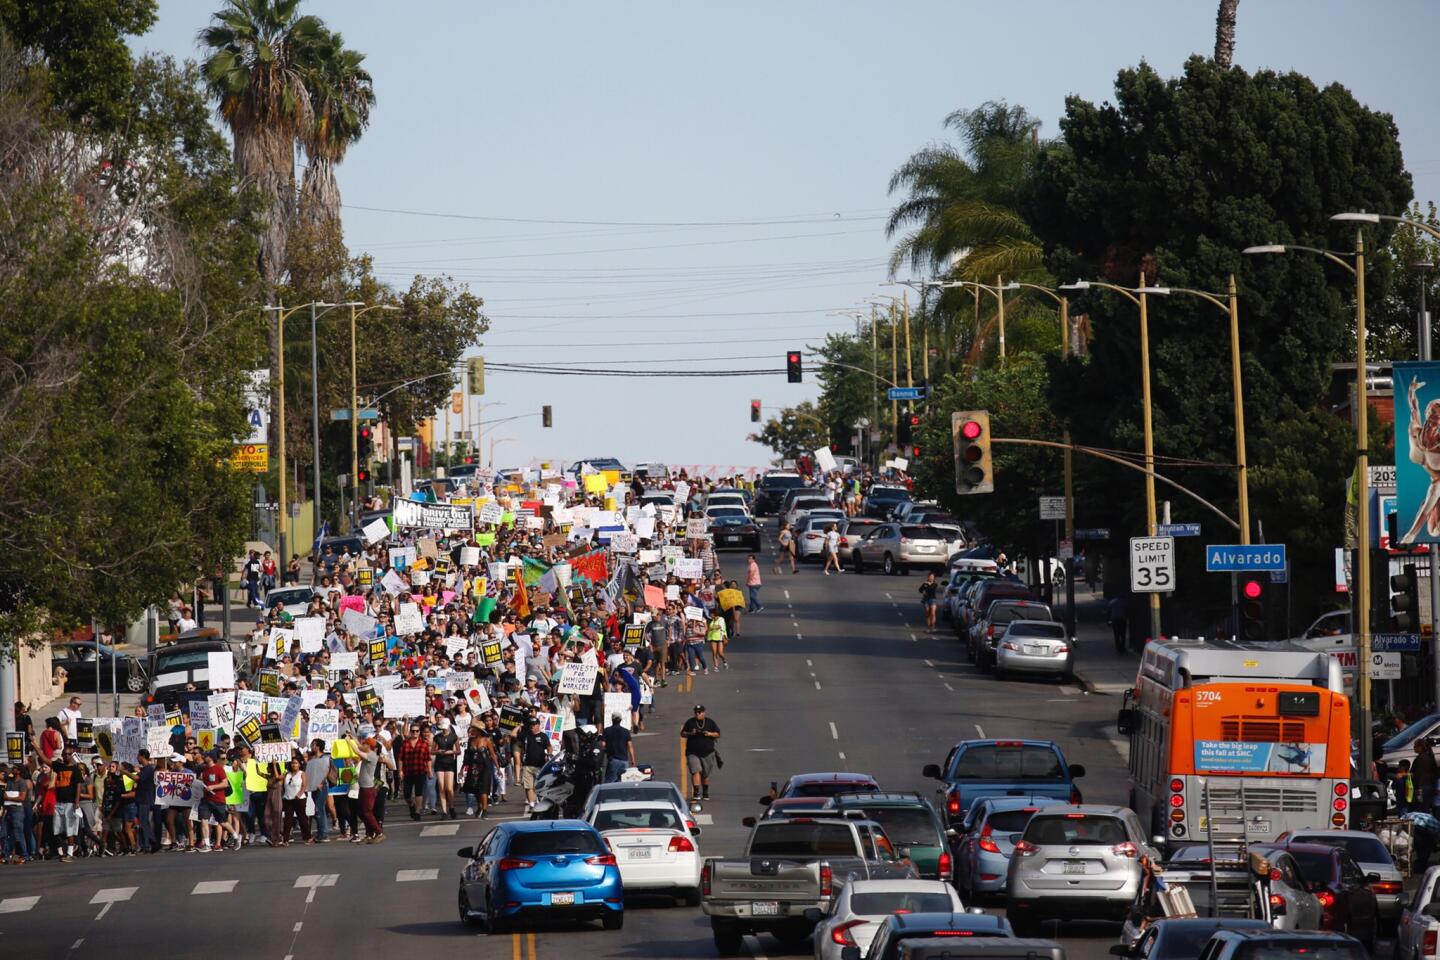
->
784, 495, 835, 531
1280, 830, 1403, 929
1005, 804, 1161, 936
811, 879, 964, 960
851, 524, 948, 575
994, 620, 1074, 682
954, 796, 1064, 903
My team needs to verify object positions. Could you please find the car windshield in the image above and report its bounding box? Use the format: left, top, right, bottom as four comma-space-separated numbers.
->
749, 823, 858, 857
853, 808, 938, 845
871, 487, 908, 499
1383, 712, 1440, 751
593, 808, 683, 831
708, 507, 747, 519
1235, 944, 1366, 960
986, 809, 1041, 833
849, 891, 955, 915
1006, 622, 1065, 638
900, 526, 936, 539
1025, 815, 1127, 846
990, 604, 1049, 624
762, 475, 805, 489
1159, 924, 1251, 958
590, 785, 675, 805
951, 745, 1065, 780
1288, 850, 1336, 882
508, 830, 606, 856
1291, 835, 1390, 865
155, 649, 220, 671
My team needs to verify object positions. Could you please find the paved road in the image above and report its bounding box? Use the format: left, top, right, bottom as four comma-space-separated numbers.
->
0, 553, 1141, 960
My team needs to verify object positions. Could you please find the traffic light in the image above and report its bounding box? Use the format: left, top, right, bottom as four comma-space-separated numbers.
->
897, 409, 912, 446
542, 405, 552, 428
952, 411, 994, 494
1391, 563, 1420, 631
357, 425, 373, 460
466, 356, 485, 394
750, 400, 761, 423
786, 350, 802, 383
356, 467, 369, 483
1239, 577, 1265, 641
911, 445, 921, 459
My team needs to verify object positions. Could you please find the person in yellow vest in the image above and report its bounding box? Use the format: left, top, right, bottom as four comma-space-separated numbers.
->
706, 612, 729, 671
243, 746, 275, 844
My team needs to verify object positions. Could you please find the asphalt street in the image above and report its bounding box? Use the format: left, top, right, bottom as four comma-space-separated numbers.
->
0, 550, 1134, 960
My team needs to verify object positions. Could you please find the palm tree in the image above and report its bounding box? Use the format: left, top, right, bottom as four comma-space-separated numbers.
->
297, 30, 373, 230
198, 0, 329, 297
886, 101, 1044, 282
1214, 0, 1241, 68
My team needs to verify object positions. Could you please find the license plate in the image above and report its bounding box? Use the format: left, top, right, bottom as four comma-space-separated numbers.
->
723, 536, 739, 544
550, 892, 575, 906
1025, 645, 1047, 655
627, 847, 653, 859
915, 545, 933, 552
751, 901, 780, 916
1063, 861, 1086, 875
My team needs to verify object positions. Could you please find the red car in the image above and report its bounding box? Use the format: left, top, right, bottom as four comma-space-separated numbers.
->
761, 772, 882, 807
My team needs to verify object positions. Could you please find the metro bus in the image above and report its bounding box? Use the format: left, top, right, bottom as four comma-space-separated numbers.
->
1116, 639, 1351, 849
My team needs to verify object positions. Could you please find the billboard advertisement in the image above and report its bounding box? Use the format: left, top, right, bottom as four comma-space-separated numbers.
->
1393, 361, 1440, 545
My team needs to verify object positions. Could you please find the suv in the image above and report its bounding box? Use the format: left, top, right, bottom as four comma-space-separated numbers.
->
754, 473, 807, 515
960, 580, 1038, 638
1004, 804, 1160, 935
147, 638, 240, 708
864, 485, 911, 519
856, 913, 1014, 960
827, 793, 952, 881
851, 523, 948, 575
923, 739, 1084, 827
1195, 930, 1366, 960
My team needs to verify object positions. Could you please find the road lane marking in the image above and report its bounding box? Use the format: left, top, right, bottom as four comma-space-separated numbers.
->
293, 922, 303, 932
696, 813, 714, 824
806, 659, 813, 667
94, 903, 113, 920
746, 748, 777, 752
191, 880, 237, 895
294, 874, 340, 888
420, 824, 459, 837
924, 659, 934, 667
975, 724, 986, 738
90, 887, 136, 904
70, 939, 84, 950
396, 869, 440, 882
528, 931, 537, 960
944, 683, 954, 691
512, 933, 522, 960
829, 722, 839, 740
784, 590, 790, 600
0, 897, 39, 914
814, 680, 822, 690
796, 633, 803, 639
885, 593, 893, 600
838, 752, 846, 760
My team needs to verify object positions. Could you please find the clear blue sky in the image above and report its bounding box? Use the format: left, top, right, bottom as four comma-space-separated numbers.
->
138, 0, 1440, 471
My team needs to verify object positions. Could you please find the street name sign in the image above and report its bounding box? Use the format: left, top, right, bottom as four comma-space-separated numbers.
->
1157, 523, 1201, 537
1130, 536, 1176, 593
1205, 544, 1287, 573
887, 386, 926, 401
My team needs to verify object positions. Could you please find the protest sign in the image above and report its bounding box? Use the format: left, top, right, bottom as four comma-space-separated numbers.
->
155, 769, 199, 808
661, 545, 685, 560
339, 595, 366, 615
673, 481, 690, 504
674, 558, 703, 580
611, 531, 638, 554
341, 609, 378, 639
368, 638, 387, 666
253, 741, 292, 763
207, 693, 236, 734
258, 668, 282, 696
164, 709, 183, 730
604, 692, 633, 730
444, 635, 469, 659
371, 673, 403, 692
481, 639, 503, 666
465, 686, 492, 713
271, 628, 294, 660
684, 605, 706, 622
75, 718, 94, 750
308, 708, 340, 744
394, 602, 425, 636
478, 501, 504, 525
383, 686, 425, 718
147, 703, 166, 724
145, 725, 174, 758
394, 498, 474, 530
294, 617, 325, 653
639, 549, 661, 565
665, 583, 681, 601
206, 652, 235, 689
235, 714, 262, 748
634, 517, 656, 540
813, 445, 837, 474
445, 670, 474, 692
357, 685, 380, 715
357, 566, 374, 587
280, 696, 304, 737
555, 662, 599, 695
643, 584, 665, 609
380, 569, 406, 595
188, 700, 211, 729
196, 729, 216, 752
259, 722, 283, 743
5, 731, 24, 763
363, 516, 391, 544
622, 624, 645, 650
301, 689, 328, 710
235, 690, 264, 720
535, 711, 564, 753
497, 706, 525, 733
331, 651, 359, 673
460, 546, 480, 567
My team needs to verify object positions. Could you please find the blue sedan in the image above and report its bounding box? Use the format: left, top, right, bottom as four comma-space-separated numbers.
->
458, 819, 624, 933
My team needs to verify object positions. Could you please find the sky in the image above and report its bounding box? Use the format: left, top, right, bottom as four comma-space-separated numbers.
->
137, 0, 1440, 472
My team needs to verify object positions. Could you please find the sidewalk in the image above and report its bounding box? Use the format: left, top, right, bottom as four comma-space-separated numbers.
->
1070, 586, 1140, 696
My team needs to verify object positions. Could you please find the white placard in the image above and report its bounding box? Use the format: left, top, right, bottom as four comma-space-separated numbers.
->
1130, 536, 1176, 594
634, 517, 656, 540
394, 602, 425, 636
674, 558, 703, 580
479, 501, 504, 524
252, 741, 292, 763
341, 609, 378, 638
207, 693, 236, 734
331, 651, 359, 672
460, 546, 480, 566
555, 662, 599, 695
145, 725, 174, 758
892, 457, 909, 472
673, 481, 690, 504
380, 569, 407, 595
665, 584, 681, 600
685, 518, 709, 539
639, 549, 661, 564
445, 635, 469, 659
188, 699, 211, 729
363, 517, 391, 544
445, 670, 474, 691
1039, 496, 1066, 521
294, 616, 325, 653
684, 605, 706, 622
611, 532, 638, 554
235, 690, 265, 720
603, 692, 633, 730
206, 652, 235, 689
382, 687, 426, 718
308, 708, 341, 744
813, 446, 837, 474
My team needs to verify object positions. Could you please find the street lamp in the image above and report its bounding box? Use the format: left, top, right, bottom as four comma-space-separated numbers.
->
488, 435, 515, 467
1244, 232, 1370, 773
925, 279, 1021, 361
1058, 276, 1163, 644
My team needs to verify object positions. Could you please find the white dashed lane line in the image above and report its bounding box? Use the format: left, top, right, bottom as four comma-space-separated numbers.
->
829, 722, 839, 740
975, 724, 986, 738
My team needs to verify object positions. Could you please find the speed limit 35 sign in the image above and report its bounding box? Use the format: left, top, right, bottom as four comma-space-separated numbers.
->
1130, 536, 1176, 593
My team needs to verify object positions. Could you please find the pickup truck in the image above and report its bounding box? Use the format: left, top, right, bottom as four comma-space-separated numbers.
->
701, 816, 918, 956
1397, 863, 1440, 960
922, 739, 1084, 827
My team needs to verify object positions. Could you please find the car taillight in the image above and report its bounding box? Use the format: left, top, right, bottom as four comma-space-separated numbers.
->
1169, 794, 1185, 807
1001, 642, 1018, 652
498, 858, 535, 870
668, 835, 695, 853
946, 788, 962, 815
819, 862, 833, 897
900, 537, 911, 544
1112, 841, 1138, 858
840, 537, 849, 548
1372, 880, 1401, 895
1014, 840, 1038, 857
987, 625, 995, 638
831, 919, 866, 946
1316, 890, 1335, 909
1332, 797, 1347, 811
686, 820, 697, 832
1269, 893, 1287, 916
1055, 645, 1069, 653
1425, 929, 1437, 956
979, 835, 1001, 854
701, 861, 712, 896
1333, 782, 1349, 797
586, 853, 617, 866
1331, 813, 1347, 827
938, 851, 952, 880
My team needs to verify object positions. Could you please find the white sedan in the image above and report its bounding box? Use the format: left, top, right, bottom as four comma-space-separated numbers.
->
587, 800, 702, 906
813, 878, 966, 960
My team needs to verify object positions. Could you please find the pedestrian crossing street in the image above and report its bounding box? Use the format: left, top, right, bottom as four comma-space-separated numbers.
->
0, 870, 444, 915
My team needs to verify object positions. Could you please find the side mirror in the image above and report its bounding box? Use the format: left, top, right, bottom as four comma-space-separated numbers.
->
922, 763, 943, 780
1116, 708, 1135, 736
1366, 873, 1382, 883
741, 816, 757, 828
758, 795, 774, 806
1069, 763, 1086, 778
802, 907, 824, 923
457, 846, 474, 859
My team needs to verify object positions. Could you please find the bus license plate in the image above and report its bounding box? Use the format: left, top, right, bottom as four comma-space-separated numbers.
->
550, 892, 575, 906
1063, 861, 1086, 875
752, 901, 780, 916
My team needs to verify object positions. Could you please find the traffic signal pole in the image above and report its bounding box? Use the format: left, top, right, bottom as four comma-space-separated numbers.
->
350, 303, 359, 529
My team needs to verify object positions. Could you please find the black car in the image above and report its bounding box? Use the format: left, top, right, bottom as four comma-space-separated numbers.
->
753, 473, 807, 516
51, 640, 144, 693
854, 912, 1013, 960
708, 510, 762, 551
864, 485, 912, 519
1113, 918, 1272, 960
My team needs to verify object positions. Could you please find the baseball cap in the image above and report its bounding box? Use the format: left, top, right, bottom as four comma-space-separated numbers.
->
693, 704, 705, 713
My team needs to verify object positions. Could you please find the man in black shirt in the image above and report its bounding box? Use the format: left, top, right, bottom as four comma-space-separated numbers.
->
680, 704, 720, 803
601, 713, 636, 784
50, 749, 81, 861
516, 718, 551, 814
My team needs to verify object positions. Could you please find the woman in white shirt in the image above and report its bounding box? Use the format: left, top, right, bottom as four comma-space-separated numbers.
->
280, 759, 311, 844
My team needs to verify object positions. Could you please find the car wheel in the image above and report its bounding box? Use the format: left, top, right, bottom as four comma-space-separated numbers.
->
483, 894, 506, 935
852, 551, 865, 574
712, 920, 744, 956
680, 886, 701, 907
125, 673, 146, 693
459, 890, 475, 927
883, 553, 896, 575
601, 909, 624, 931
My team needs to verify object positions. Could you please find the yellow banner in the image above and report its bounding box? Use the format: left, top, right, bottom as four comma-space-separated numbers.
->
229, 444, 269, 472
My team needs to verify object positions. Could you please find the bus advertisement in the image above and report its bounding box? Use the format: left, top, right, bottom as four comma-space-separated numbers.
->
1117, 639, 1351, 849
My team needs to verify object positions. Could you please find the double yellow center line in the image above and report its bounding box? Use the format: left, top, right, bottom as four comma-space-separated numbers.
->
510, 931, 537, 959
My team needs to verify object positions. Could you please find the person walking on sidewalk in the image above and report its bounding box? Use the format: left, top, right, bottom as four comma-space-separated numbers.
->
1108, 594, 1129, 654
745, 555, 764, 612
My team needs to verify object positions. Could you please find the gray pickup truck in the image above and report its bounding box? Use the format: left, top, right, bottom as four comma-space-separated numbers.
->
701, 816, 918, 956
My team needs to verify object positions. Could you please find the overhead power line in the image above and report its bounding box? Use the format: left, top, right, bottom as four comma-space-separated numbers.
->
344, 204, 889, 228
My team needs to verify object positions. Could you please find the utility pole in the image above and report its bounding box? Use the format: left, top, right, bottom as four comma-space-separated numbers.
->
890, 302, 898, 444
310, 301, 322, 544
871, 307, 879, 468
902, 291, 914, 388
1418, 261, 1440, 712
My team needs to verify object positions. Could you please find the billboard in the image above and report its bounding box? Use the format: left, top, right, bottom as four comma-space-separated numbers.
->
1393, 362, 1440, 545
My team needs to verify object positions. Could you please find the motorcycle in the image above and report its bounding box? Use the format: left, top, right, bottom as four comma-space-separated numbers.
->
529, 727, 608, 820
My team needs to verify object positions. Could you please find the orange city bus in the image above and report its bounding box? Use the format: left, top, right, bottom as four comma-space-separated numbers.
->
1117, 639, 1351, 849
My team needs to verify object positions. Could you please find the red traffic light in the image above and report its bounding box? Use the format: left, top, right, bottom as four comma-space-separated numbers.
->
911, 446, 921, 458
961, 420, 983, 440
464, 455, 474, 464
359, 425, 372, 440
1242, 580, 1263, 600
908, 414, 921, 427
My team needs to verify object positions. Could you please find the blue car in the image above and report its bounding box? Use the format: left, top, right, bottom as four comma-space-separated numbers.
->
457, 819, 624, 933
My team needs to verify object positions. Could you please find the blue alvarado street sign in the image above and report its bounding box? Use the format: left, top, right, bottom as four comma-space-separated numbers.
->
1205, 544, 1288, 573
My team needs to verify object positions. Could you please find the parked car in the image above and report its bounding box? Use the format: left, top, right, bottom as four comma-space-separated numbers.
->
970, 600, 1054, 668
944, 567, 999, 628
1005, 804, 1161, 936
960, 580, 1040, 642
994, 620, 1073, 682
457, 818, 624, 932
1113, 918, 1273, 960
863, 485, 912, 519
1193, 929, 1366, 960
264, 585, 316, 611
926, 523, 967, 559
51, 640, 145, 693
891, 500, 938, 523
813, 880, 965, 960
586, 800, 701, 905
754, 472, 808, 516
953, 796, 1064, 903
1278, 829, 1403, 931
1255, 842, 1379, 949
856, 912, 1013, 960
923, 739, 1084, 827
851, 524, 949, 575
827, 793, 952, 881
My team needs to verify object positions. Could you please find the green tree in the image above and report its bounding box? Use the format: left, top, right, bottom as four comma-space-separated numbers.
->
1366, 201, 1440, 364
1022, 57, 1411, 629
749, 402, 829, 462
297, 28, 373, 231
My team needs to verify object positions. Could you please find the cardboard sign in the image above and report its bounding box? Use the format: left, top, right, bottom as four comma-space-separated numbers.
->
155, 770, 199, 808
331, 651, 359, 672
294, 616, 325, 653
674, 558, 703, 580
555, 662, 599, 695
368, 638, 387, 665
308, 708, 340, 744
363, 517, 391, 544
258, 669, 282, 696
604, 692, 634, 730
622, 624, 645, 650
357, 567, 374, 587
481, 639, 503, 666
253, 741, 292, 763
382, 686, 425, 718
145, 725, 174, 758
207, 652, 235, 689
394, 602, 425, 636
342, 608, 379, 638
445, 670, 474, 691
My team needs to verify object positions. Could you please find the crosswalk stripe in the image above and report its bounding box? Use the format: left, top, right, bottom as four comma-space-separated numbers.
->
0, 896, 39, 914
293, 874, 339, 888
192, 880, 237, 895
419, 824, 459, 837
90, 887, 137, 904
396, 869, 440, 882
